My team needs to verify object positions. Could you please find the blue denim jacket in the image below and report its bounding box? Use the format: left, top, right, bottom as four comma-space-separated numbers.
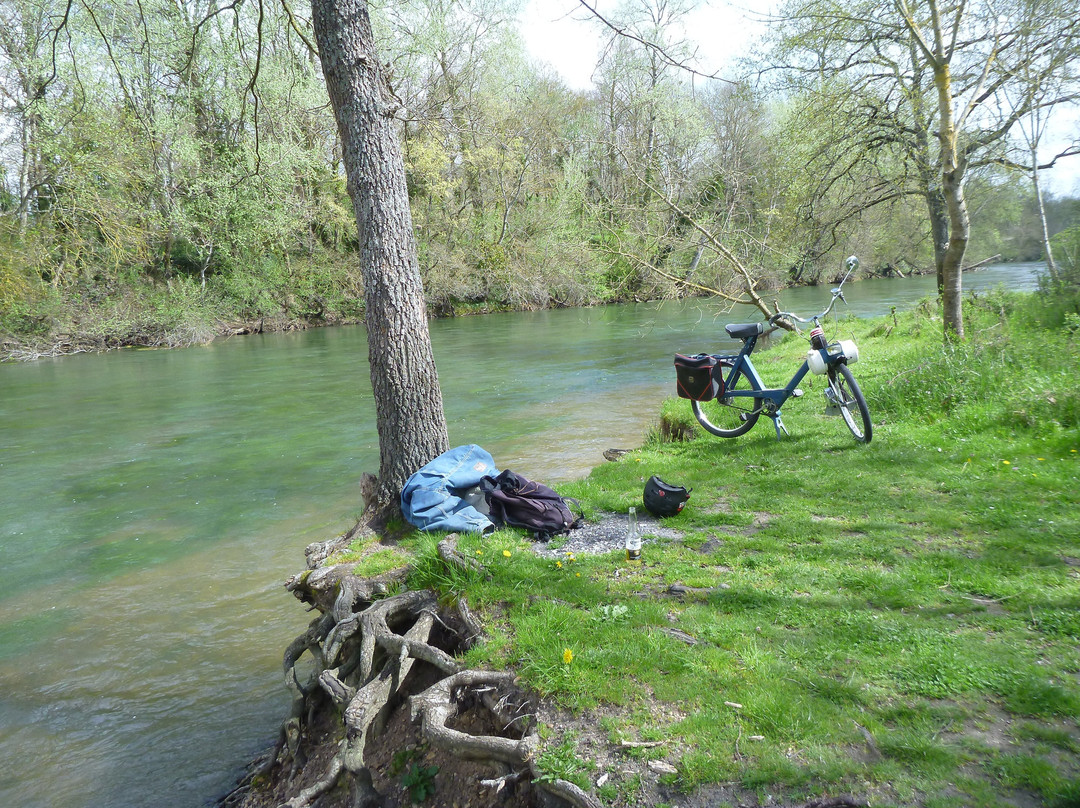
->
400, 444, 499, 534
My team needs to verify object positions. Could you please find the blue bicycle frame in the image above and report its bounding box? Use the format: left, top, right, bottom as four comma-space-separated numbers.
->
714, 327, 833, 440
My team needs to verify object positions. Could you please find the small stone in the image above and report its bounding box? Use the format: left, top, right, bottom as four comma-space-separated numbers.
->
647, 760, 678, 775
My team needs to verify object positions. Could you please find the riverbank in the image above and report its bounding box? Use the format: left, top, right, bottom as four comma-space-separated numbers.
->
0, 289, 708, 361
225, 292, 1080, 808
0, 260, 946, 363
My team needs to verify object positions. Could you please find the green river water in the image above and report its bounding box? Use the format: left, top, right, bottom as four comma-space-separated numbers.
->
0, 264, 1041, 807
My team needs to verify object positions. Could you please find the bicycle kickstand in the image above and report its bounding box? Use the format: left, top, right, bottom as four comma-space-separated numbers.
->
770, 412, 790, 440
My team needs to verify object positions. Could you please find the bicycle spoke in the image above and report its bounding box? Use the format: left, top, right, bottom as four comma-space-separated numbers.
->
692, 359, 763, 438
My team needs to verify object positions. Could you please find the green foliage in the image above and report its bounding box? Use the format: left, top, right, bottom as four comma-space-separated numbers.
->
400, 762, 439, 803
535, 735, 593, 789
389, 747, 417, 777
965, 175, 1044, 263
405, 533, 487, 601
1048, 223, 1080, 303
0, 237, 35, 317
327, 536, 411, 576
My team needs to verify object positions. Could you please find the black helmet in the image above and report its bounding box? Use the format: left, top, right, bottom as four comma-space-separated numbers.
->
643, 475, 691, 517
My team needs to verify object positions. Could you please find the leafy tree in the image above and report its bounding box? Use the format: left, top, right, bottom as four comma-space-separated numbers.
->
768, 0, 1080, 340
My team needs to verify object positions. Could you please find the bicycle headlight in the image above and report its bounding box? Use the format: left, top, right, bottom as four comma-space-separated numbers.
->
810, 340, 859, 373
807, 349, 829, 375
836, 340, 859, 365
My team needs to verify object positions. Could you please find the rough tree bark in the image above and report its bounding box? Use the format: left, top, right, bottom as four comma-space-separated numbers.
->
311, 0, 450, 526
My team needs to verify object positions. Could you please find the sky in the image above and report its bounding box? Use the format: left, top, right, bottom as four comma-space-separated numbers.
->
519, 0, 1080, 197
520, 0, 771, 91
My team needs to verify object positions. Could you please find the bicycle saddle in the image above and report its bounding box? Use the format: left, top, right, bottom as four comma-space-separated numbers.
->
725, 322, 765, 341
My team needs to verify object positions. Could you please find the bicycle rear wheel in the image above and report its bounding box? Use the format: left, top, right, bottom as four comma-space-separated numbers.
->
826, 364, 872, 443
692, 359, 764, 437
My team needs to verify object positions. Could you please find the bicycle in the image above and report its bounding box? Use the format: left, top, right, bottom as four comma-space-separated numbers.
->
675, 256, 872, 444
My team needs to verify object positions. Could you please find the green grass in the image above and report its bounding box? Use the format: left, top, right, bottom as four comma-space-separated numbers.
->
358, 291, 1080, 807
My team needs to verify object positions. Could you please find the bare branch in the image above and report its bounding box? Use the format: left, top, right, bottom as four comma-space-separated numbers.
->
279, 0, 319, 56
37, 0, 74, 100
575, 0, 736, 85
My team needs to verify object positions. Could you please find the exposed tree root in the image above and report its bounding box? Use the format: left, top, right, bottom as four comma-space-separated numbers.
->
236, 534, 603, 808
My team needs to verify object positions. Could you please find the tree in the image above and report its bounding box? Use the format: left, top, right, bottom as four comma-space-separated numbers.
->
311, 0, 449, 525
996, 0, 1080, 287
587, 0, 722, 295
769, 0, 1080, 340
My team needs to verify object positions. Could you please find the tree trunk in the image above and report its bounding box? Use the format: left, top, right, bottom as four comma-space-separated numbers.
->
940, 161, 968, 341
931, 54, 966, 341
311, 0, 450, 525
926, 184, 949, 291
1032, 151, 1059, 286
909, 45, 949, 292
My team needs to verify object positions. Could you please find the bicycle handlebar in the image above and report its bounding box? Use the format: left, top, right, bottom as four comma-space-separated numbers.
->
768, 255, 859, 329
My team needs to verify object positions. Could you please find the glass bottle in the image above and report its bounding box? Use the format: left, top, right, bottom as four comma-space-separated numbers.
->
625, 506, 642, 562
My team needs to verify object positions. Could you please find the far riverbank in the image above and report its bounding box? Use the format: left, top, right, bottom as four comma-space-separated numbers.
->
0, 262, 1043, 363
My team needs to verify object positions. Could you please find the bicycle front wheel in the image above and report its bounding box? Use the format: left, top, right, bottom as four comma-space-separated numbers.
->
826, 364, 872, 443
692, 359, 764, 438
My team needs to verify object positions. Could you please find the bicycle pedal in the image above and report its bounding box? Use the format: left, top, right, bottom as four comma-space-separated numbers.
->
792, 388, 804, 398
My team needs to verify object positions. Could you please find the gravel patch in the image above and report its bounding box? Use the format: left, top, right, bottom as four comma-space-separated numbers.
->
532, 511, 684, 558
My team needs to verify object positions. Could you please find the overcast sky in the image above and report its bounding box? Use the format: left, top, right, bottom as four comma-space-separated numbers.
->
520, 0, 769, 90
519, 0, 1080, 196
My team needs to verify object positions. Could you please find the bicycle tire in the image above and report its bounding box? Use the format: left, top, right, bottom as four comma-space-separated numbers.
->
692, 359, 764, 438
826, 364, 872, 443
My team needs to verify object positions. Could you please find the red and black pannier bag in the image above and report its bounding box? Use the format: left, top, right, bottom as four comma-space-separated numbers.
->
674, 354, 721, 401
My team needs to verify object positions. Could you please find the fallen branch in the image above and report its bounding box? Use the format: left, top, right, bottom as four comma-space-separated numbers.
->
961, 254, 1000, 271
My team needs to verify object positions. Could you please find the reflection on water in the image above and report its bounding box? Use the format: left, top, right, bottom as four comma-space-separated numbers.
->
0, 262, 1042, 808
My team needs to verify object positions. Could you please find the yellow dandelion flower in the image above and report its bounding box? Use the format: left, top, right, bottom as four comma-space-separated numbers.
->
1072, 449, 1078, 453
556, 561, 563, 569
563, 648, 574, 665
1038, 457, 1045, 461
476, 550, 483, 556
1002, 460, 1011, 465
576, 572, 581, 577
503, 550, 512, 557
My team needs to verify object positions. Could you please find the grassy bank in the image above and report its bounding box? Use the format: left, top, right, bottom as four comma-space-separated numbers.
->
0, 255, 373, 360
360, 290, 1079, 807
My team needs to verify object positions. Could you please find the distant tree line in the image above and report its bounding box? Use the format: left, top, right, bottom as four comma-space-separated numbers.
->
1, 0, 1078, 347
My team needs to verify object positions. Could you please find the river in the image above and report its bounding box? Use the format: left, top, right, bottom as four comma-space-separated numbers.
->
0, 262, 1042, 808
